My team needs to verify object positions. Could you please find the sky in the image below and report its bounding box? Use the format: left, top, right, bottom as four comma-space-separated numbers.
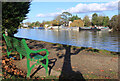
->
23, 0, 119, 23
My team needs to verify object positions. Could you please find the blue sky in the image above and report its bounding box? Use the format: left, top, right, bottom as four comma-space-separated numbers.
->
23, 0, 119, 23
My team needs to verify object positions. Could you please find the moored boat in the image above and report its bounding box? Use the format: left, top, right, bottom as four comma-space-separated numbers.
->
79, 27, 101, 31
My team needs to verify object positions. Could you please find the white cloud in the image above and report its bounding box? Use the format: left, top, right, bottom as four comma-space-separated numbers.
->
36, 1, 118, 18
36, 12, 61, 17
32, 0, 118, 2
63, 1, 118, 13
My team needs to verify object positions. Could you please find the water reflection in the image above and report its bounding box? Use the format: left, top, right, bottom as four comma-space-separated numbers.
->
14, 29, 119, 52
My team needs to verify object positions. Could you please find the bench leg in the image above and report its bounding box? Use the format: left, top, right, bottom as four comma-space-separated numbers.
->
45, 57, 49, 76
27, 71, 30, 78
26, 57, 49, 78
7, 50, 11, 58
45, 66, 48, 76
20, 54, 22, 59
7, 52, 10, 57
27, 59, 30, 78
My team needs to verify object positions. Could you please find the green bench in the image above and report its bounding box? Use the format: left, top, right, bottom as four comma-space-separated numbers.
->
3, 34, 49, 78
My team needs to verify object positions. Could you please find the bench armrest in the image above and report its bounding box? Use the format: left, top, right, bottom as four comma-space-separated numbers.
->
30, 49, 49, 56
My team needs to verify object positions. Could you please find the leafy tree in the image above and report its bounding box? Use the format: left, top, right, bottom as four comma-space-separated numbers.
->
103, 16, 109, 26
97, 15, 104, 26
54, 15, 63, 25
118, 15, 120, 31
2, 2, 31, 36
70, 19, 84, 27
61, 12, 72, 26
92, 13, 98, 26
51, 20, 61, 26
35, 21, 40, 27
92, 15, 109, 26
83, 15, 91, 27
109, 15, 120, 31
69, 15, 81, 22
44, 21, 52, 24
18, 22, 24, 28
30, 22, 35, 27
25, 22, 31, 26
54, 15, 62, 22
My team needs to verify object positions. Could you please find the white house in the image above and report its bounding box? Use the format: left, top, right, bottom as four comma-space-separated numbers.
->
68, 21, 72, 27
23, 24, 28, 27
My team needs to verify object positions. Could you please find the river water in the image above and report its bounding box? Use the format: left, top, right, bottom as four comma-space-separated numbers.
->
14, 29, 120, 52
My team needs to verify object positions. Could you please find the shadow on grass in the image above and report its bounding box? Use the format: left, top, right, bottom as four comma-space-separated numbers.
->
58, 45, 85, 81
110, 52, 120, 55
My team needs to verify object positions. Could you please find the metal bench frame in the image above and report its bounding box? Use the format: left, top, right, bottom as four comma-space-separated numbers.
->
3, 34, 49, 78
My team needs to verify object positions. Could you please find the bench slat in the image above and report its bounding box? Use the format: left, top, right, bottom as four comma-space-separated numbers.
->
3, 34, 49, 78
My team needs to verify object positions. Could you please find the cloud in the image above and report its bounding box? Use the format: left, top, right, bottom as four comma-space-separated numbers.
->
62, 1, 118, 13
36, 1, 118, 18
36, 12, 61, 17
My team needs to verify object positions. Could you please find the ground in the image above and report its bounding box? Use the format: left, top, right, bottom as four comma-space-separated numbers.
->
1, 39, 119, 80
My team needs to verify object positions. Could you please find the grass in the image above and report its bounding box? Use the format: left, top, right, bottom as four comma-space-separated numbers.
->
83, 73, 105, 79
99, 50, 119, 57
103, 70, 117, 75
41, 75, 59, 79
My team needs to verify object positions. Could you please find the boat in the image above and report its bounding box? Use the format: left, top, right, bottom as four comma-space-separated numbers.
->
38, 27, 44, 29
79, 27, 101, 31
108, 28, 113, 32
33, 27, 45, 29
33, 27, 39, 29
45, 25, 63, 30
97, 26, 109, 31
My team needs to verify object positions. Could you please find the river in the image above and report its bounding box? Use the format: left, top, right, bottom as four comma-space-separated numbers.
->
14, 29, 120, 52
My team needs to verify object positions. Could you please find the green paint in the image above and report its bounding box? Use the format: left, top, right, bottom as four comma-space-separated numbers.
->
3, 34, 49, 78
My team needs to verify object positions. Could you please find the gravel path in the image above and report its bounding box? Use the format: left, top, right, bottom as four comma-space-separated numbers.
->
13, 39, 118, 79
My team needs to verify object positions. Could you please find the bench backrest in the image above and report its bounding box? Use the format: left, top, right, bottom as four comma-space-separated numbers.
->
3, 34, 15, 51
3, 34, 30, 57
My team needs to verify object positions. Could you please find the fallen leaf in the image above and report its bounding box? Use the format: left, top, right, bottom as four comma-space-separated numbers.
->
109, 69, 112, 71
8, 69, 11, 72
72, 66, 75, 69
17, 72, 20, 75
41, 78, 44, 80
91, 72, 93, 73
4, 65, 8, 69
5, 59, 9, 61
100, 70, 104, 72
14, 72, 16, 75
0, 73, 2, 76
2, 60, 5, 64
105, 77, 110, 79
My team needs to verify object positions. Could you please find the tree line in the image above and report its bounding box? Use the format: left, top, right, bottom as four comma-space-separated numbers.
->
2, 2, 120, 36
82, 13, 120, 32
24, 12, 120, 32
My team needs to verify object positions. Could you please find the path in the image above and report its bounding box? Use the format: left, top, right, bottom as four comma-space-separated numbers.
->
12, 40, 118, 79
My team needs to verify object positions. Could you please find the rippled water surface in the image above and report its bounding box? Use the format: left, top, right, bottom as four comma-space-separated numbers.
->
14, 29, 120, 52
